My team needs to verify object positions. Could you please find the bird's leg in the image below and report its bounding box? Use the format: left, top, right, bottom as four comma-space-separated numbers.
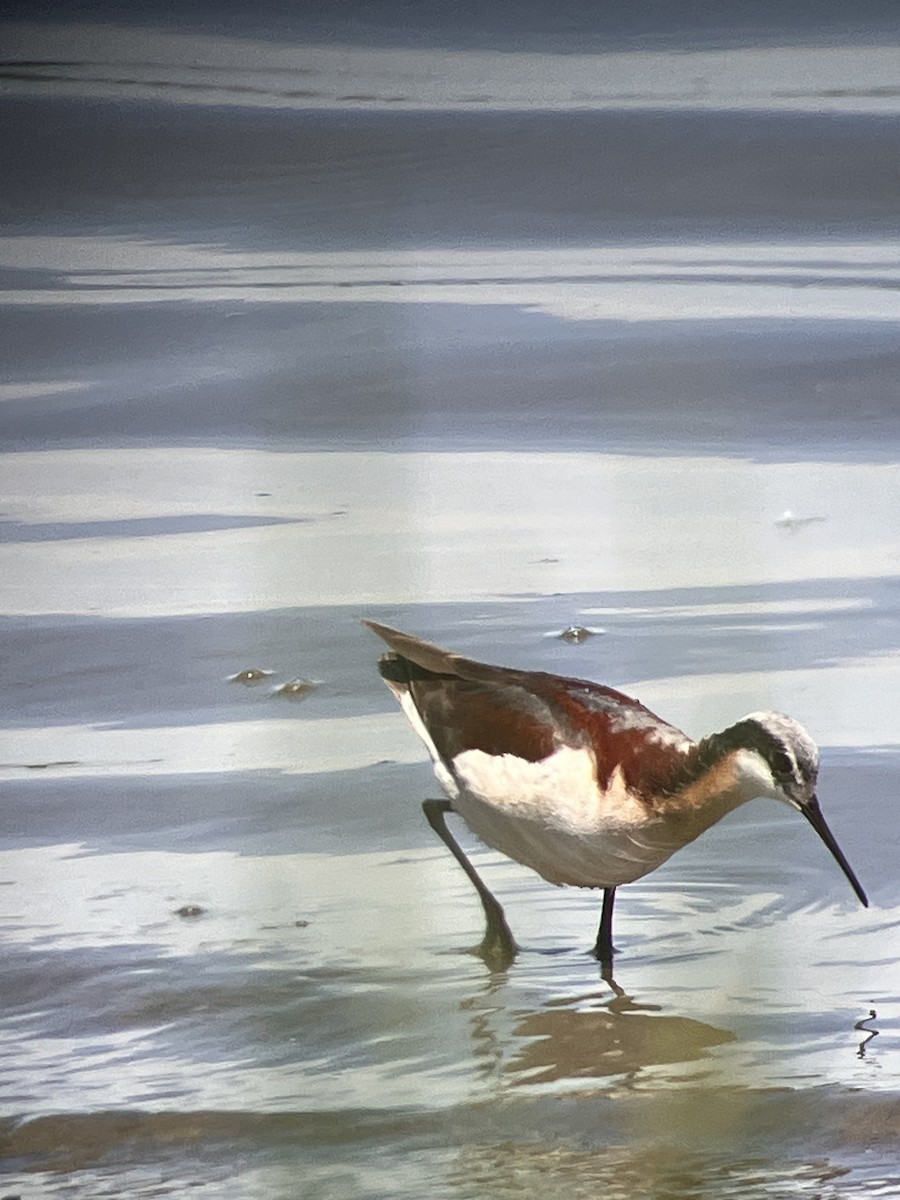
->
422, 798, 517, 967
592, 887, 617, 962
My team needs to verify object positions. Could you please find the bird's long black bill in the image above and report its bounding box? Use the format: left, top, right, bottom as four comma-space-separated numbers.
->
801, 797, 868, 907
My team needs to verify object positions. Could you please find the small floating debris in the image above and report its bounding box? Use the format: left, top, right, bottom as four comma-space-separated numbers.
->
174, 905, 205, 919
548, 625, 606, 644
774, 509, 827, 532
273, 678, 317, 700
295, 919, 310, 928
228, 668, 275, 686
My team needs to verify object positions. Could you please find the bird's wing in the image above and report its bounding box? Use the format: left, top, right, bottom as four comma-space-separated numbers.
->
365, 621, 692, 795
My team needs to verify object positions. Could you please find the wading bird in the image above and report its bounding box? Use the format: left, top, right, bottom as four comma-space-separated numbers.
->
365, 621, 868, 964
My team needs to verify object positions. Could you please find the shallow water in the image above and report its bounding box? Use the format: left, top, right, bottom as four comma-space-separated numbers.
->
2, 9, 900, 1197
2, 592, 898, 1197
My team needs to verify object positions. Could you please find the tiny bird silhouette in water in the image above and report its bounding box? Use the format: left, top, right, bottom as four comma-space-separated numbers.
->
364, 621, 867, 965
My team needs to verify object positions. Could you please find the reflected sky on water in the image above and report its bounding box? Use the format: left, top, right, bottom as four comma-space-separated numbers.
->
2, 5, 900, 1196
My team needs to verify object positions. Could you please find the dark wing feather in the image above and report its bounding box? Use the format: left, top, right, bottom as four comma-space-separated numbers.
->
362, 620, 473, 677
365, 620, 693, 796
540, 676, 693, 795
406, 677, 560, 764
365, 619, 655, 711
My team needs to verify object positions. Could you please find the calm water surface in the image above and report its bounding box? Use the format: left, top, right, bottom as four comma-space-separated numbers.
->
2, 11, 900, 1198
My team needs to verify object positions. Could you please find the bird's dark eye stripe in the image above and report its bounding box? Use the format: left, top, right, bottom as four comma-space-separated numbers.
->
771, 750, 793, 777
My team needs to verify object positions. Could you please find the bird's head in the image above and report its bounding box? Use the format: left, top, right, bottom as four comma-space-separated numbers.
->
729, 711, 867, 907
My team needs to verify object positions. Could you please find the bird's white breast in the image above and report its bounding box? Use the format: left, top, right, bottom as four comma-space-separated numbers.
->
392, 686, 691, 887
447, 745, 682, 888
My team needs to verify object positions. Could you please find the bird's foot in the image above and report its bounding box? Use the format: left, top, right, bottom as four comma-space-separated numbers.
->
473, 905, 518, 970
474, 930, 517, 971
591, 940, 617, 964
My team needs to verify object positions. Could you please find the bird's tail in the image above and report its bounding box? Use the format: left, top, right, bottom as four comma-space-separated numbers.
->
362, 619, 463, 677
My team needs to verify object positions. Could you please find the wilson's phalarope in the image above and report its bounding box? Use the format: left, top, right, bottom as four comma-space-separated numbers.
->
365, 621, 867, 964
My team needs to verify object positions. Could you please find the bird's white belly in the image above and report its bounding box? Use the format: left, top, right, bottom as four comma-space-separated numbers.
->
445, 745, 681, 888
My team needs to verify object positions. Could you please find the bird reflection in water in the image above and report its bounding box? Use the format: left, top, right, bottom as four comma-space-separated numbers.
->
462, 960, 734, 1090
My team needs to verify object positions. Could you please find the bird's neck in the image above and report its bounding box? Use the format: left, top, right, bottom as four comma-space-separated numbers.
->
653, 733, 765, 829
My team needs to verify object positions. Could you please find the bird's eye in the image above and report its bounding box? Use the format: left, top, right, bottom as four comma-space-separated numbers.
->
771, 750, 793, 779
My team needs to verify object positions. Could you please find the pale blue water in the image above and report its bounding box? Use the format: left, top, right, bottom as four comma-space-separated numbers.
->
2, 9, 900, 1197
